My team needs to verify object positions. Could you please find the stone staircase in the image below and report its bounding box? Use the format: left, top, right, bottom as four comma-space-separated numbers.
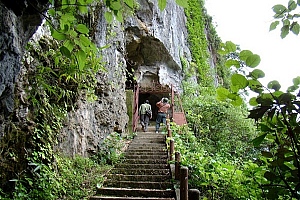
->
90, 128, 176, 200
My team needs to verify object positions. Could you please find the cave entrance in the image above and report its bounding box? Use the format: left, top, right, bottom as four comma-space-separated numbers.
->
132, 81, 187, 132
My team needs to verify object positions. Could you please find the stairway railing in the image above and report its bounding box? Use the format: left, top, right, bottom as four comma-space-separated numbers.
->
166, 120, 200, 200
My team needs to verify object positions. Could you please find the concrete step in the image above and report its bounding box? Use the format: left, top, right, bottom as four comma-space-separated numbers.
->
124, 154, 167, 160
115, 163, 169, 169
110, 168, 170, 175
96, 188, 175, 198
104, 180, 173, 189
122, 159, 168, 164
106, 174, 171, 182
90, 196, 175, 200
124, 151, 167, 156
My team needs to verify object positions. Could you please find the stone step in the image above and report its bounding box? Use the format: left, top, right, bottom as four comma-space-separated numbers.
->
106, 174, 171, 182
125, 151, 167, 156
104, 180, 173, 190
124, 154, 167, 160
109, 168, 170, 175
96, 188, 175, 198
90, 196, 175, 200
127, 146, 167, 151
125, 149, 167, 153
122, 159, 168, 164
115, 163, 169, 169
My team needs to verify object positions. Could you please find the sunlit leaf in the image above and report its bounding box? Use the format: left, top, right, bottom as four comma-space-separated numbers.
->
250, 69, 265, 79
293, 76, 300, 85
105, 11, 113, 23
231, 74, 248, 89
75, 50, 86, 70
76, 24, 89, 34
158, 0, 167, 10
48, 8, 56, 17
225, 59, 240, 68
248, 79, 263, 94
249, 97, 258, 106
111, 0, 122, 10
116, 10, 123, 22
176, 0, 188, 8
216, 87, 229, 101
245, 54, 260, 68
79, 35, 91, 46
239, 50, 253, 62
63, 40, 74, 52
272, 91, 284, 98
52, 31, 66, 40
124, 0, 134, 8
231, 95, 243, 106
225, 41, 236, 52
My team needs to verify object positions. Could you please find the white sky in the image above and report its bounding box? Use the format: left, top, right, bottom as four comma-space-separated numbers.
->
205, 0, 300, 91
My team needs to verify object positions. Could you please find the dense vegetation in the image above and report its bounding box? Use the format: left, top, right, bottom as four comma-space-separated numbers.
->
174, 0, 300, 199
1, 0, 299, 199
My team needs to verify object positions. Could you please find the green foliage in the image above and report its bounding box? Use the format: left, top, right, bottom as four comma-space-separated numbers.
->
91, 132, 126, 165
184, 0, 214, 87
171, 124, 263, 199
218, 41, 300, 199
270, 0, 300, 38
2, 155, 110, 200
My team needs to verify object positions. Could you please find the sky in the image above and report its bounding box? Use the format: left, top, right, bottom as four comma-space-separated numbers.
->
204, 0, 300, 91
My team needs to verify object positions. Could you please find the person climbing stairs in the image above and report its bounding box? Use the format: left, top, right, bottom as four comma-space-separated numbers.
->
90, 129, 176, 200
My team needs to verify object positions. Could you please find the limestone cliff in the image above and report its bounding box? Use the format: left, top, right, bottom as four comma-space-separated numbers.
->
0, 0, 191, 161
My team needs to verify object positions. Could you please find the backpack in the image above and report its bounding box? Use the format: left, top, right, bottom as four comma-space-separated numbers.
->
146, 109, 152, 117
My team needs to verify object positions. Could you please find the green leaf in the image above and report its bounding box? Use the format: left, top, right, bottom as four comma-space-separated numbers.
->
60, 46, 71, 58
176, 0, 188, 8
76, 24, 89, 34
293, 76, 300, 85
239, 50, 253, 62
291, 22, 300, 35
48, 8, 56, 17
75, 50, 86, 70
248, 79, 263, 93
267, 80, 281, 91
249, 97, 258, 106
231, 95, 243, 106
225, 41, 236, 52
79, 35, 91, 46
288, 0, 297, 11
63, 40, 74, 52
216, 87, 229, 101
52, 31, 66, 40
111, 0, 122, 10
158, 0, 167, 11
270, 21, 280, 31
115, 10, 124, 22
105, 11, 113, 23
272, 4, 287, 14
281, 25, 290, 38
251, 133, 267, 147
231, 74, 248, 89
225, 59, 240, 68
124, 0, 134, 8
250, 69, 265, 79
245, 54, 260, 68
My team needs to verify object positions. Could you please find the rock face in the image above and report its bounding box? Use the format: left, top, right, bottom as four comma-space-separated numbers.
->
0, 0, 191, 157
0, 0, 48, 131
57, 0, 191, 156
125, 0, 191, 92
